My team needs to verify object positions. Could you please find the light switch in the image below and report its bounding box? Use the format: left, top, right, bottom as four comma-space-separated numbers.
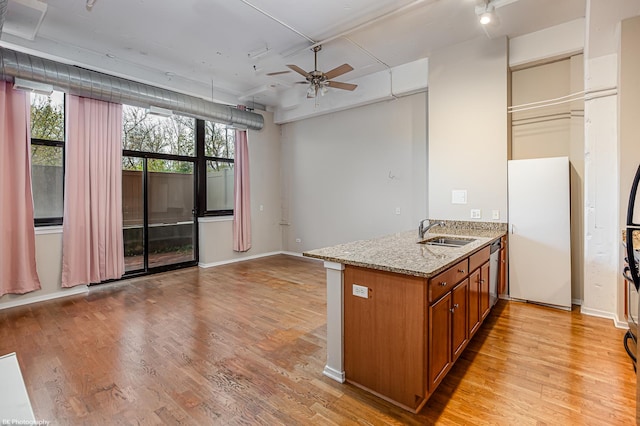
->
492, 210, 500, 220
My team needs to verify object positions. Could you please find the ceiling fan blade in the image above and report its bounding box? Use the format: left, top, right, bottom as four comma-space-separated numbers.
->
324, 64, 354, 80
287, 64, 311, 78
266, 70, 291, 76
327, 81, 357, 91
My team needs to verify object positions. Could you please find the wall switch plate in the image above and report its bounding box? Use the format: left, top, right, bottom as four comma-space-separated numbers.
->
295, 238, 301, 243
259, 204, 264, 211
470, 209, 481, 219
452, 190, 467, 204
352, 284, 368, 299
492, 209, 500, 220
395, 207, 401, 215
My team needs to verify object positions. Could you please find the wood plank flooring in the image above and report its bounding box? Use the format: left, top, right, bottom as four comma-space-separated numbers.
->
0, 255, 635, 425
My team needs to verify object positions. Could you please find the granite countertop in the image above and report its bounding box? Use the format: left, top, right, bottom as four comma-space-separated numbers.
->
303, 221, 507, 279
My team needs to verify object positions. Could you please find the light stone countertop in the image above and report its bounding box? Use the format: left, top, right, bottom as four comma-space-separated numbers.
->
303, 225, 506, 278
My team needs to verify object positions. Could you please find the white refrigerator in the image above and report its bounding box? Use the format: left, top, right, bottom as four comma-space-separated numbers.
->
507, 156, 571, 310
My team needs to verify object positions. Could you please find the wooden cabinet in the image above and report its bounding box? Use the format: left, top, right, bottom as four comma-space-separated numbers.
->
344, 266, 426, 411
428, 292, 451, 392
468, 269, 481, 337
451, 279, 469, 361
428, 277, 468, 393
343, 238, 499, 413
428, 258, 468, 303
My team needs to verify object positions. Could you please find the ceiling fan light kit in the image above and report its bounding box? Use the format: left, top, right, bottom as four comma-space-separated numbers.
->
269, 45, 357, 100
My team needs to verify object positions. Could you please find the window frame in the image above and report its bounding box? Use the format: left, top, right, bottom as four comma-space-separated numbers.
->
197, 120, 235, 217
30, 93, 66, 227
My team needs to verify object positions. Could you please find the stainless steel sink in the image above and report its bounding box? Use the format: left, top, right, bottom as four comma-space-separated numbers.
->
418, 236, 476, 247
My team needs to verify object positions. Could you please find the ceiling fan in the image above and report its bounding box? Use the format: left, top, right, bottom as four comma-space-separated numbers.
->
267, 45, 357, 98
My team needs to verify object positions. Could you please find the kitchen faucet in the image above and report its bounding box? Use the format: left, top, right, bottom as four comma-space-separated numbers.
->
418, 219, 446, 239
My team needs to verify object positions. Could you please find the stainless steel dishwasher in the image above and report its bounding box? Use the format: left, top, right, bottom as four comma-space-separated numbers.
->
489, 239, 501, 307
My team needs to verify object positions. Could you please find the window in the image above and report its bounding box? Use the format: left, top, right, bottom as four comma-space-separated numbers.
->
30, 91, 65, 226
203, 121, 235, 214
122, 105, 195, 156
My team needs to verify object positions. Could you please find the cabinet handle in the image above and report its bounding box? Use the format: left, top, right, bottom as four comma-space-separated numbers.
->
458, 269, 465, 273
450, 308, 455, 313
440, 281, 447, 286
480, 279, 485, 284
454, 303, 459, 309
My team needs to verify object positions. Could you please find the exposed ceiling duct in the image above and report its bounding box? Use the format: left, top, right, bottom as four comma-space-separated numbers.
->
0, 0, 8, 35
0, 47, 264, 130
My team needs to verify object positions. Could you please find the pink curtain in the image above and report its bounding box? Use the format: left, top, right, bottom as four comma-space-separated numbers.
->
0, 82, 42, 297
61, 96, 124, 287
233, 106, 252, 252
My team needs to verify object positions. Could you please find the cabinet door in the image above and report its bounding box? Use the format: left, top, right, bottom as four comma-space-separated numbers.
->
428, 292, 451, 392
480, 262, 490, 320
468, 269, 481, 337
451, 279, 468, 361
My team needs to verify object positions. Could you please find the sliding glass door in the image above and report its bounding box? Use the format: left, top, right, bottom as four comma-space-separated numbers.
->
122, 156, 197, 274
147, 160, 195, 268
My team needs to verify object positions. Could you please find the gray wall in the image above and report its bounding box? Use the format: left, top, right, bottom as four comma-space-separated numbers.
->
280, 93, 428, 253
198, 109, 283, 265
428, 36, 508, 222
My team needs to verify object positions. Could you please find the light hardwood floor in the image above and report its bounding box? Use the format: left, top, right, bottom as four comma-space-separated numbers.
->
0, 255, 636, 425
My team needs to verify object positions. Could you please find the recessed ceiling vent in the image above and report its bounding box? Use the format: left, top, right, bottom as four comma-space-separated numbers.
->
0, 0, 8, 35
3, 0, 47, 41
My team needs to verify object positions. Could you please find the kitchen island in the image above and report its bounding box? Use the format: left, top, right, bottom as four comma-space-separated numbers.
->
303, 221, 506, 413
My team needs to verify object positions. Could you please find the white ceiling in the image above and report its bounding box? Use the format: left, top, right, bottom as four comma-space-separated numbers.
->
0, 0, 586, 109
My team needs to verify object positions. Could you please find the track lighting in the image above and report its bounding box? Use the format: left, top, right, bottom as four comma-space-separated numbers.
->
476, 2, 495, 26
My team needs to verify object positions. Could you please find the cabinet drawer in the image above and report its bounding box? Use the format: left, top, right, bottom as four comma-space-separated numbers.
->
428, 259, 468, 303
469, 246, 490, 272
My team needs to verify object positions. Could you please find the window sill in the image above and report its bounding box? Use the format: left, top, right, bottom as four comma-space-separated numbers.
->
35, 225, 63, 235
199, 216, 233, 223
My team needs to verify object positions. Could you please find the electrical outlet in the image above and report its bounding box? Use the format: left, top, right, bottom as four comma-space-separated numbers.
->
259, 204, 264, 211
492, 209, 500, 220
395, 207, 401, 215
470, 209, 481, 219
352, 284, 368, 299
295, 238, 301, 243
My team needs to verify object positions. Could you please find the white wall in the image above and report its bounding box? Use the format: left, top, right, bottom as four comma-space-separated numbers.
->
280, 92, 427, 253
0, 230, 87, 309
428, 36, 508, 222
580, 0, 640, 323
199, 109, 283, 266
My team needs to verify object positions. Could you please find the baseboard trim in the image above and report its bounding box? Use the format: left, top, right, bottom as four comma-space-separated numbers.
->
281, 251, 304, 258
323, 365, 345, 383
580, 306, 620, 327
0, 286, 88, 311
198, 251, 285, 268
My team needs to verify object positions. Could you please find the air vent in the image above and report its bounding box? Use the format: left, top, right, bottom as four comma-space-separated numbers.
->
3, 0, 47, 41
